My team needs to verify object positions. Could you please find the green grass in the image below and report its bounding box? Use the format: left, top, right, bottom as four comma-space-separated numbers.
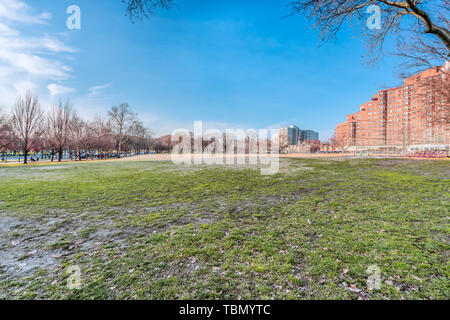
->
0, 158, 448, 300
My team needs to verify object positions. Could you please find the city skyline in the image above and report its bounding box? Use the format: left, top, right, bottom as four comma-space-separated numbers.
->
0, 0, 410, 139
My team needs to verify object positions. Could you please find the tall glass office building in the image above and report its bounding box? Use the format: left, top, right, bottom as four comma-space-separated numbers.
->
301, 130, 319, 142
279, 125, 301, 146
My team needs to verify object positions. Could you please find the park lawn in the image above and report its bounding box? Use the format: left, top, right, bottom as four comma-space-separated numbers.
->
0, 158, 448, 300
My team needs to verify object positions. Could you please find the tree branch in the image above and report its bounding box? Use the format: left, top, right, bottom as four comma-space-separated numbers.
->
404, 0, 450, 55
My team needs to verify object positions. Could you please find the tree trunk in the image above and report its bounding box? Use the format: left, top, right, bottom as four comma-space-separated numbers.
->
58, 150, 63, 162
23, 149, 28, 164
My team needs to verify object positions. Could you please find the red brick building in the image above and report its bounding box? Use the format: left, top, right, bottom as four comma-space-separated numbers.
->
334, 63, 450, 153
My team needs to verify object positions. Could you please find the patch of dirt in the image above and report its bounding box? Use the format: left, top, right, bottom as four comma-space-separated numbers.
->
0, 202, 224, 284
375, 159, 450, 178
0, 180, 314, 286
0, 215, 60, 280
0, 212, 144, 282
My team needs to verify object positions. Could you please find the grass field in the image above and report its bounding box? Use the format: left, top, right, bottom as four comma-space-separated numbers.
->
0, 158, 448, 300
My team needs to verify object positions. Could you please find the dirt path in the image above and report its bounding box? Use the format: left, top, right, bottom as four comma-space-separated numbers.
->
119, 153, 354, 162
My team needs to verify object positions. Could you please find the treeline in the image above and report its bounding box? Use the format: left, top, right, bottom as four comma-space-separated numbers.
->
0, 92, 166, 164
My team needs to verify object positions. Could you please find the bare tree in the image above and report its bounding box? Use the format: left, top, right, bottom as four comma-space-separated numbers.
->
0, 107, 16, 161
0, 107, 5, 125
143, 132, 154, 154
11, 92, 44, 164
47, 100, 74, 162
152, 140, 170, 153
152, 135, 172, 153
331, 134, 352, 152
108, 103, 136, 159
289, 1, 449, 73
90, 116, 115, 157
129, 120, 154, 154
124, 0, 175, 21
70, 114, 91, 161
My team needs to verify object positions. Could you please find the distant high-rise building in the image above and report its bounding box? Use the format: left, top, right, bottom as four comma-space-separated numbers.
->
279, 125, 301, 146
301, 130, 319, 142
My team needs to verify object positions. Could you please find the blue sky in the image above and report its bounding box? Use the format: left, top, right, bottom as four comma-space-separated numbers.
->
0, 0, 406, 138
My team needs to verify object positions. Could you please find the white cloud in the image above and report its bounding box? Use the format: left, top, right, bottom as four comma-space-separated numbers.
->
0, 0, 51, 24
0, 49, 71, 80
0, 22, 19, 36
0, 0, 76, 108
0, 34, 76, 53
47, 84, 75, 97
88, 83, 112, 97
41, 36, 76, 53
13, 80, 36, 93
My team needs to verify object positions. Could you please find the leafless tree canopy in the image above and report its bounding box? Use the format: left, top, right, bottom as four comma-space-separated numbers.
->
69, 113, 90, 160
108, 103, 136, 159
124, 0, 175, 21
289, 0, 450, 73
0, 107, 5, 125
331, 134, 352, 152
10, 92, 44, 164
1, 93, 156, 164
0, 108, 16, 158
47, 101, 74, 162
